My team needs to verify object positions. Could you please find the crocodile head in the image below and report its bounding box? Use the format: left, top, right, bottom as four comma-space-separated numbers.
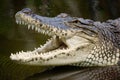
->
10, 8, 119, 66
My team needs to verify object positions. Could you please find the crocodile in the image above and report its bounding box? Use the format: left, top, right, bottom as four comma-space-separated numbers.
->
10, 8, 120, 67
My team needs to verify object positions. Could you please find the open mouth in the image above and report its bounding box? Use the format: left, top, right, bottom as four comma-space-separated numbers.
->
10, 8, 77, 63
10, 8, 98, 66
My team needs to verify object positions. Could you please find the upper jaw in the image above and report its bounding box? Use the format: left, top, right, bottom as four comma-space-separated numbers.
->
15, 10, 78, 39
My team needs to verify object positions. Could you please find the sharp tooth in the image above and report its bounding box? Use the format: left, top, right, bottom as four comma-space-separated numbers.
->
59, 36, 61, 39
40, 45, 43, 48
21, 50, 23, 53
11, 53, 14, 56
47, 25, 50, 28
41, 24, 45, 28
46, 31, 49, 34
32, 25, 34, 30
16, 52, 19, 55
38, 28, 41, 32
19, 21, 22, 24
24, 22, 27, 25
22, 21, 24, 24
53, 28, 57, 32
35, 52, 38, 55
35, 27, 38, 31
28, 25, 31, 29
48, 33, 51, 36
53, 35, 56, 38
42, 30, 45, 34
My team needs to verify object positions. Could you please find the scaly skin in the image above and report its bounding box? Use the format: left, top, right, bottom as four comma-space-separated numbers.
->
10, 8, 120, 67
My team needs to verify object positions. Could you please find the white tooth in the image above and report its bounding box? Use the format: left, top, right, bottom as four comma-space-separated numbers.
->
53, 28, 56, 32
19, 21, 22, 24
16, 52, 18, 55
42, 24, 45, 28
59, 36, 61, 39
42, 30, 45, 34
35, 27, 38, 31
11, 53, 14, 56
47, 25, 50, 28
53, 35, 56, 38
41, 24, 44, 27
28, 25, 31, 29
22, 21, 24, 24
46, 31, 49, 34
48, 33, 51, 36
24, 22, 27, 25
32, 25, 34, 30
35, 52, 38, 55
40, 45, 43, 48
38, 28, 41, 32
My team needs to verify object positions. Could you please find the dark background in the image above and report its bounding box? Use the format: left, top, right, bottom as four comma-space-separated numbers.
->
0, 0, 120, 80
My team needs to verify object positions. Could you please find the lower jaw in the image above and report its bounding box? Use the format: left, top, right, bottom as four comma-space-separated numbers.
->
10, 42, 69, 61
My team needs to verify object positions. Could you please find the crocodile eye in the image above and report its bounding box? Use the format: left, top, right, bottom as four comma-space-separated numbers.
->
23, 11, 30, 14
22, 8, 33, 15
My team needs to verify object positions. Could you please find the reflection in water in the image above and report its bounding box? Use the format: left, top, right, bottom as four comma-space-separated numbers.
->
26, 66, 120, 80
0, 56, 49, 80
0, 0, 120, 80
